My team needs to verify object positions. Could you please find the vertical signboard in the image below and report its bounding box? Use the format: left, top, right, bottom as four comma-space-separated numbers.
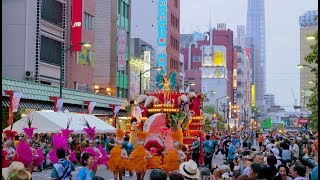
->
144, 51, 151, 77
158, 54, 167, 72
158, 0, 167, 47
71, 0, 82, 51
118, 28, 127, 71
251, 85, 255, 107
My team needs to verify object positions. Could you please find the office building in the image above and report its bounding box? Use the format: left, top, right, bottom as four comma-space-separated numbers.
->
299, 10, 318, 111
246, 0, 266, 112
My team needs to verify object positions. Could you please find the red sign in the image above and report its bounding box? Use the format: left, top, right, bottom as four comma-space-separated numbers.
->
71, 0, 82, 51
298, 118, 309, 124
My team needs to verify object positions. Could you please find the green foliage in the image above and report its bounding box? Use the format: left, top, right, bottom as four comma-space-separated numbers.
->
124, 104, 132, 116
305, 30, 318, 132
167, 112, 187, 131
203, 105, 225, 131
2, 107, 23, 129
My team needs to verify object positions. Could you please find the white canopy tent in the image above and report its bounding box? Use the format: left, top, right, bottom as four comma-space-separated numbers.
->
4, 111, 116, 134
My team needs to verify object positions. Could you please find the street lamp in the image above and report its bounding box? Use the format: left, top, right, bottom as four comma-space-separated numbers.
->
297, 64, 317, 72
216, 96, 229, 112
183, 82, 196, 92
138, 66, 162, 94
59, 42, 91, 98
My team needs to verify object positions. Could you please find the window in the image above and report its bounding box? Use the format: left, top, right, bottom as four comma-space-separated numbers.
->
40, 36, 62, 66
192, 56, 201, 62
84, 13, 93, 30
41, 0, 63, 27
118, 0, 121, 14
237, 58, 242, 63
237, 69, 242, 75
237, 81, 242, 86
189, 78, 195, 80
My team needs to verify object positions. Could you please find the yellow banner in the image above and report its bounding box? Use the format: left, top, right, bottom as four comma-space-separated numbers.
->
251, 85, 255, 107
214, 52, 224, 66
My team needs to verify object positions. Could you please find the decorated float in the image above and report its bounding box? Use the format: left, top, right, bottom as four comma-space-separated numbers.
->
127, 71, 205, 165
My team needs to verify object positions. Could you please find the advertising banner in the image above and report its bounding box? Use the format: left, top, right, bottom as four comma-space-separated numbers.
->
201, 67, 226, 79
194, 31, 205, 42
245, 48, 251, 63
251, 85, 255, 107
213, 46, 226, 66
71, 0, 82, 51
202, 46, 214, 66
118, 28, 127, 71
144, 51, 151, 77
158, 54, 167, 73
5, 91, 23, 126
298, 118, 308, 124
158, 0, 167, 47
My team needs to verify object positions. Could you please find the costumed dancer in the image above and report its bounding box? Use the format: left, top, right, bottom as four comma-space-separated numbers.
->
171, 131, 187, 163
130, 117, 138, 148
16, 116, 45, 173
107, 129, 129, 180
2, 129, 17, 167
60, 119, 77, 164
82, 119, 108, 174
48, 120, 77, 164
161, 132, 184, 173
127, 131, 152, 180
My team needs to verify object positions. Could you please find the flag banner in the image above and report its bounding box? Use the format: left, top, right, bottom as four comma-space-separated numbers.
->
12, 92, 23, 112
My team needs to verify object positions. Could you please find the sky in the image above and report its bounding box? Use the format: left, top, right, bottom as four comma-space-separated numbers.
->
180, 0, 318, 111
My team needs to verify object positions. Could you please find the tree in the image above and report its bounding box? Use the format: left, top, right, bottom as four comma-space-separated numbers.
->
305, 29, 318, 132
203, 105, 225, 131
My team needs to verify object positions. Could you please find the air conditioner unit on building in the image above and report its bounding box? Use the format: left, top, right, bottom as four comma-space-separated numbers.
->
25, 71, 35, 79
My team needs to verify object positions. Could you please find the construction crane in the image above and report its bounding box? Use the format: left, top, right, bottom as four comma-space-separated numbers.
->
291, 89, 299, 111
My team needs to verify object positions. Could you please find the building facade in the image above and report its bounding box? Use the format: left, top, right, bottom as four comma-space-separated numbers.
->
299, 10, 318, 111
3, 0, 70, 87
234, 46, 251, 126
264, 94, 276, 113
129, 38, 155, 99
246, 0, 266, 113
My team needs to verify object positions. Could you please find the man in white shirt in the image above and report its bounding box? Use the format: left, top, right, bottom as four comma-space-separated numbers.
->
289, 138, 300, 161
266, 139, 276, 151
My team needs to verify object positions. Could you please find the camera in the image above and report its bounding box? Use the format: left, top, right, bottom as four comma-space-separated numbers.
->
300, 156, 317, 169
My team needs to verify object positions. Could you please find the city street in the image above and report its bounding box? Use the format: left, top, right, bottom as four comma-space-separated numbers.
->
32, 152, 228, 180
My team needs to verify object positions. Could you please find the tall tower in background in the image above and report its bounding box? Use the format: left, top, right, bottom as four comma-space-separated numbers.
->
246, 0, 266, 113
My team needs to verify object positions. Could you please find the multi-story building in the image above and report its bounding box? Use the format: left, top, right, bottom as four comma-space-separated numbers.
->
299, 10, 318, 111
234, 46, 251, 124
246, 0, 266, 113
129, 38, 155, 99
3, 0, 72, 87
131, 0, 180, 91
264, 94, 276, 113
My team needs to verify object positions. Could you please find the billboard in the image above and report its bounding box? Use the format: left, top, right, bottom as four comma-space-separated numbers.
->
158, 0, 167, 47
213, 46, 226, 66
118, 28, 127, 71
251, 85, 255, 107
144, 51, 151, 77
245, 48, 251, 63
202, 46, 214, 66
201, 67, 226, 79
71, 0, 82, 51
194, 31, 205, 42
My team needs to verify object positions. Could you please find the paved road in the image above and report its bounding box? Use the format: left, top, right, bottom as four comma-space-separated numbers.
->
32, 143, 259, 179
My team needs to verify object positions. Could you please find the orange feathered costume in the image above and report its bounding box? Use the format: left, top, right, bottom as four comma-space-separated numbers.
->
127, 131, 150, 173
107, 129, 126, 172
162, 149, 180, 173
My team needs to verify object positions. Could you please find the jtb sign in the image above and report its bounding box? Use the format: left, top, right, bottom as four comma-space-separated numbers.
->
71, 0, 82, 51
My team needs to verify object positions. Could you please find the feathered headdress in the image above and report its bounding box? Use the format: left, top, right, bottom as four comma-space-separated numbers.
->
61, 118, 73, 139
137, 131, 148, 141
171, 131, 183, 143
116, 129, 125, 140
22, 115, 37, 140
3, 130, 17, 141
82, 118, 96, 141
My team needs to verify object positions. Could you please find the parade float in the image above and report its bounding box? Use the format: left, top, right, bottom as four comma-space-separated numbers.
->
128, 71, 205, 164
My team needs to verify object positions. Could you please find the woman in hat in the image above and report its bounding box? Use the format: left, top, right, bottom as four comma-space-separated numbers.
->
107, 129, 129, 180
127, 131, 152, 180
179, 159, 200, 179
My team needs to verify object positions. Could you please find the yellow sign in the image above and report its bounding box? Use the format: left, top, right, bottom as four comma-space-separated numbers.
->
213, 52, 224, 66
251, 85, 255, 107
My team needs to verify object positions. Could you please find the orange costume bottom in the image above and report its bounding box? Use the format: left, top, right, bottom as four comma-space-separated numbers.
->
107, 145, 126, 172
162, 149, 180, 173
127, 145, 149, 173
